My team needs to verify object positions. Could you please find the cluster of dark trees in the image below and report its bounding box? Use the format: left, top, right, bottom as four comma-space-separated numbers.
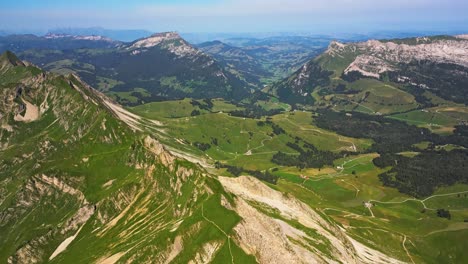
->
314, 109, 468, 197
373, 149, 468, 197
444, 125, 468, 149
214, 162, 278, 184
190, 110, 201, 116
314, 109, 435, 153
229, 105, 283, 119
436, 209, 451, 220
332, 83, 360, 95
272, 141, 340, 169
387, 61, 468, 105
193, 142, 211, 151
112, 92, 168, 106
190, 99, 214, 111
271, 123, 285, 135
341, 70, 365, 82
256, 120, 285, 136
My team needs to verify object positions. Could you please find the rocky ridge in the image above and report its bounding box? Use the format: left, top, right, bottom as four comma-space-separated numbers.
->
329, 37, 468, 78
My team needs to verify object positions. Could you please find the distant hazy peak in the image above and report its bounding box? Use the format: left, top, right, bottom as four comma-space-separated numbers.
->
126, 31, 207, 58
456, 34, 468, 40
43, 33, 114, 42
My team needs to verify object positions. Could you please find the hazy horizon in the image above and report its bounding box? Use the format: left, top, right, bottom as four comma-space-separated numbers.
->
1, 0, 467, 35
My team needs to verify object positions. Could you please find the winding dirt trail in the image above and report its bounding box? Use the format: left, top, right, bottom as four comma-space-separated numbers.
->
370, 190, 468, 211
201, 203, 234, 264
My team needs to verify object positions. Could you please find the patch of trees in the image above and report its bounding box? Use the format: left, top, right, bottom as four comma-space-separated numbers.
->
387, 61, 468, 104
443, 125, 468, 149
314, 109, 436, 153
193, 142, 211, 151
113, 92, 169, 106
229, 105, 283, 119
190, 99, 213, 111
333, 83, 360, 95
436, 209, 451, 220
341, 71, 366, 82
398, 84, 435, 108
190, 110, 201, 116
271, 123, 285, 135
256, 120, 285, 135
373, 149, 468, 197
214, 162, 278, 184
312, 109, 468, 198
272, 141, 340, 169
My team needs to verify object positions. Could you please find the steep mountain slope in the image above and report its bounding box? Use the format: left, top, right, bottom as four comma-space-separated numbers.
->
15, 32, 252, 104
272, 35, 468, 109
0, 53, 408, 263
0, 52, 245, 263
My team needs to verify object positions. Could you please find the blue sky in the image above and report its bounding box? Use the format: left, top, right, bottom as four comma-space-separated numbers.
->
1, 0, 467, 33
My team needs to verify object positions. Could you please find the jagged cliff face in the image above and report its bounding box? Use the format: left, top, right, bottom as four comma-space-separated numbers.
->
0, 52, 407, 263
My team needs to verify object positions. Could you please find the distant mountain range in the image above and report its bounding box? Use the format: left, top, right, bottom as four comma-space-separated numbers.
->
0, 34, 120, 52
1, 32, 253, 104
0, 31, 334, 105
48, 27, 154, 42
2, 30, 468, 109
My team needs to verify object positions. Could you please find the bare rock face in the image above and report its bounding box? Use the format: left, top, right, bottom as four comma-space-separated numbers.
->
337, 38, 468, 78
127, 32, 204, 58
219, 176, 405, 264
129, 32, 181, 49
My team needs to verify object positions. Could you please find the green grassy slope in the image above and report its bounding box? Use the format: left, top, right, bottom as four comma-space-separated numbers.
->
0, 53, 255, 263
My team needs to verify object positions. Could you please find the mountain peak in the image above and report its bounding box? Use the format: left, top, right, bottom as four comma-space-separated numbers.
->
149, 31, 180, 39
129, 31, 182, 49
0, 51, 25, 69
325, 40, 346, 56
